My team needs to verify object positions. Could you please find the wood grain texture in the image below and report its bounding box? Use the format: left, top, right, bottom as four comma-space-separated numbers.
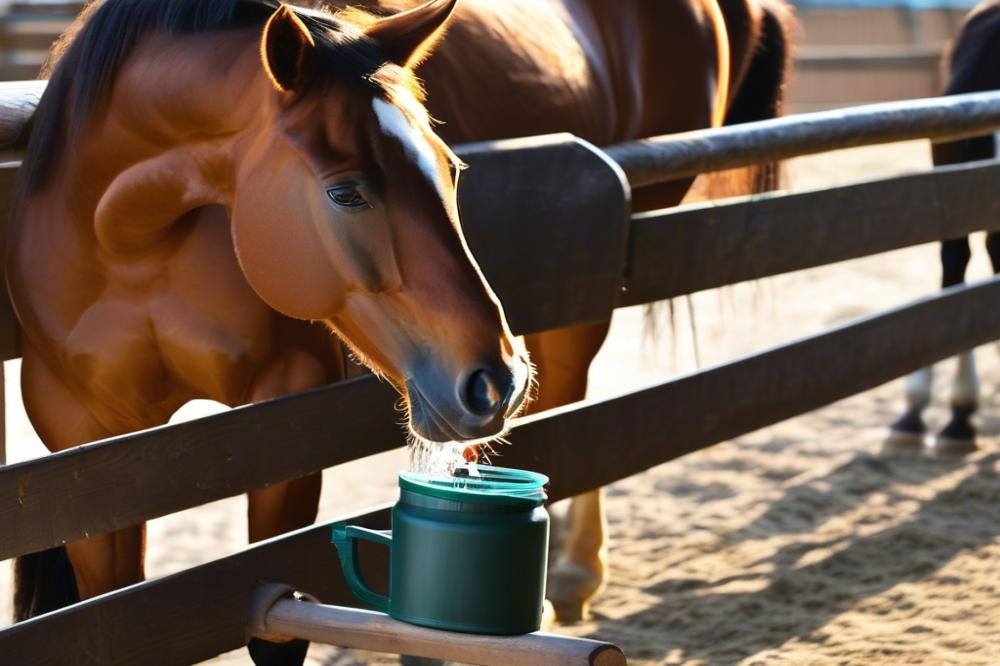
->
5, 277, 1000, 664
458, 134, 631, 335
619, 158, 1000, 306
257, 598, 627, 666
3, 81, 1000, 186
6, 262, 995, 560
500, 277, 1000, 498
0, 506, 393, 666
605, 90, 1000, 187
0, 375, 403, 560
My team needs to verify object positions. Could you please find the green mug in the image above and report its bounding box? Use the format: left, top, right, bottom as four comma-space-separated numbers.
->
332, 465, 549, 635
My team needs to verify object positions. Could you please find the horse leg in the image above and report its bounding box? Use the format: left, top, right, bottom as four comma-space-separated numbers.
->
927, 236, 981, 455
245, 346, 340, 666
14, 342, 157, 619
988, 231, 1000, 371
524, 320, 611, 622
886, 367, 933, 452
933, 350, 979, 455
928, 231, 1000, 454
887, 237, 971, 452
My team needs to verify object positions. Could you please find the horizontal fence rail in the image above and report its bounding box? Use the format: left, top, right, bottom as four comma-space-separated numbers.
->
4, 78, 1000, 664
5, 275, 1000, 664
2, 81, 1000, 186
6, 155, 1000, 559
620, 158, 1000, 305
605, 90, 1000, 187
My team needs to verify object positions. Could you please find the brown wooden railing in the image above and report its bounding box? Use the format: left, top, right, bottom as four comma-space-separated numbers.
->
3, 85, 1000, 664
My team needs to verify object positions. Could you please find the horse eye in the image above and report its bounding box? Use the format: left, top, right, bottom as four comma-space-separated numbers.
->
327, 183, 372, 211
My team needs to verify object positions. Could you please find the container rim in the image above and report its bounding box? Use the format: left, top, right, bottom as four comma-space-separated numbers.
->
398, 465, 549, 507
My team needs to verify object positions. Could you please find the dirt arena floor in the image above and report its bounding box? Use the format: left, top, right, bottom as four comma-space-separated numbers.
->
4, 140, 1000, 664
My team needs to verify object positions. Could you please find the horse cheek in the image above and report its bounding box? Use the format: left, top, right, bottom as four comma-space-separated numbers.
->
230, 202, 345, 321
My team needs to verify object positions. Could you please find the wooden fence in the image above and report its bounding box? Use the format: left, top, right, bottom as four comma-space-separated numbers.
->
2, 82, 1000, 664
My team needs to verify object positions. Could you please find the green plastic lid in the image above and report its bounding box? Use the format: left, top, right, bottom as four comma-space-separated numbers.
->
399, 465, 549, 507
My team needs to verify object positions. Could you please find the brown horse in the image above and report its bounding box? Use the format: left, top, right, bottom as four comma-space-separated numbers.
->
889, 0, 1000, 455
10, 0, 791, 660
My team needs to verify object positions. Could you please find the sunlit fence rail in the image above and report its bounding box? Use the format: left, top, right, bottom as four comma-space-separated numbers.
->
3, 80, 1000, 664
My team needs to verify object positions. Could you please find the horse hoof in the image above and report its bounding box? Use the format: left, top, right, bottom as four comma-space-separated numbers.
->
882, 428, 925, 455
546, 558, 604, 623
930, 435, 977, 456
548, 594, 591, 623
540, 599, 558, 630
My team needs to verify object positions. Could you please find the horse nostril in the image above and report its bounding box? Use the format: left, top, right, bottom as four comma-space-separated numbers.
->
464, 369, 502, 417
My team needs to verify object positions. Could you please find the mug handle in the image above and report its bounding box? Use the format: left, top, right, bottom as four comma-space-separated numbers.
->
331, 525, 392, 613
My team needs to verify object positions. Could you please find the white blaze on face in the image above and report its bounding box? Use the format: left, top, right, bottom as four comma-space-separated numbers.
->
372, 94, 447, 200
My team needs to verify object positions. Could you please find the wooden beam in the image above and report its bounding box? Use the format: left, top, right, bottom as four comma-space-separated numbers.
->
4, 81, 1000, 189
0, 507, 393, 666
619, 158, 1000, 306
458, 135, 630, 335
252, 594, 626, 666
5, 277, 1000, 664
0, 376, 403, 560
604, 90, 1000, 187
796, 43, 945, 69
6, 266, 1000, 561
500, 277, 1000, 498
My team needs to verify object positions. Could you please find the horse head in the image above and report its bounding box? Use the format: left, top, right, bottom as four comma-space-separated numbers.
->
231, 1, 530, 443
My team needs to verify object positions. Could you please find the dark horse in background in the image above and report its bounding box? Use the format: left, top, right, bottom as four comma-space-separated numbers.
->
10, 0, 792, 663
890, 0, 1000, 454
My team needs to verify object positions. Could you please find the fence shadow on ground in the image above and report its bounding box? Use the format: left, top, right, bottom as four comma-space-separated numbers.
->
579, 452, 1000, 664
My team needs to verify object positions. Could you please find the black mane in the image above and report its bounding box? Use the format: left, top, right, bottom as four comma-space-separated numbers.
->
21, 0, 390, 192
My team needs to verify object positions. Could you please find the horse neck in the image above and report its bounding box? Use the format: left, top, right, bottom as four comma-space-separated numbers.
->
46, 29, 271, 252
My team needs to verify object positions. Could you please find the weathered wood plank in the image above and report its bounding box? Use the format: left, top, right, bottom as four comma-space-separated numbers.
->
605, 90, 1000, 187
502, 277, 1000, 497
0, 376, 403, 560
0, 506, 393, 666
619, 158, 1000, 306
255, 597, 627, 666
458, 134, 630, 334
6, 265, 1000, 562
4, 81, 1000, 187
4, 276, 1000, 664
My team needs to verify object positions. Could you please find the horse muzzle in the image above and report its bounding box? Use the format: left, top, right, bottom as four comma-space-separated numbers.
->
406, 357, 529, 443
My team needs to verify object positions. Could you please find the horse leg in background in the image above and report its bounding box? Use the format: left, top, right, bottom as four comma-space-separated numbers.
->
936, 238, 978, 456
524, 321, 611, 622
245, 341, 341, 666
13, 341, 164, 619
989, 231, 1000, 370
887, 237, 975, 452
932, 232, 1000, 454
886, 366, 934, 451
911, 6, 1000, 453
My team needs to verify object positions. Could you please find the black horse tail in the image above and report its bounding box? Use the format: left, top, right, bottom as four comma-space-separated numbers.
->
13, 546, 79, 621
722, 0, 795, 194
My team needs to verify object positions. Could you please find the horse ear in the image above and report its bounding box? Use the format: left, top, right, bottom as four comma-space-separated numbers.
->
261, 5, 317, 93
366, 0, 458, 69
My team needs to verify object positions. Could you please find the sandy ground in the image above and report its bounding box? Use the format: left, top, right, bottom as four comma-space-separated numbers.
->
5, 140, 1000, 664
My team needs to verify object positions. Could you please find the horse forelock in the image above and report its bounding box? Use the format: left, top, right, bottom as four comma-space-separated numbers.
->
21, 0, 429, 194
